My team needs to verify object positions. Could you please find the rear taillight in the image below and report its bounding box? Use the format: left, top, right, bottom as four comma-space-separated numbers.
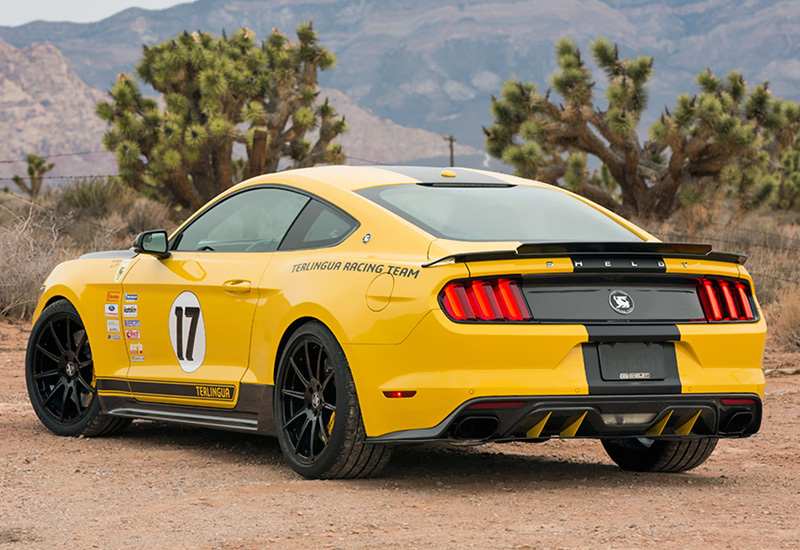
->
697, 278, 755, 322
440, 278, 531, 322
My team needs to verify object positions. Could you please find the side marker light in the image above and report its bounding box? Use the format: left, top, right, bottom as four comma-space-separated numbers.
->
383, 391, 417, 399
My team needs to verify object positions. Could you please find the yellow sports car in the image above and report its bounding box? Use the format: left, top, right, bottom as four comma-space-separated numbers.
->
25, 166, 765, 478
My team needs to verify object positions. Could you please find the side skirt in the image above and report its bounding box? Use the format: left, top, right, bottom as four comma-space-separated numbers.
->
98, 382, 277, 436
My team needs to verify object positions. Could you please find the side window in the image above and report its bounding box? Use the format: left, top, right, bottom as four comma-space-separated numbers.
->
173, 188, 309, 252
280, 200, 358, 251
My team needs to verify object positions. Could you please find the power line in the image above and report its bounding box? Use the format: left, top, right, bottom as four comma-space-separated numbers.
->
346, 155, 387, 165
0, 174, 118, 182
0, 150, 110, 164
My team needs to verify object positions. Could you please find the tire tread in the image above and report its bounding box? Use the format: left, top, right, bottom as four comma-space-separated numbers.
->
602, 437, 718, 473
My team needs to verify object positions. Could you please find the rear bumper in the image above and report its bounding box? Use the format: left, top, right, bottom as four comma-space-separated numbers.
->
346, 310, 766, 438
367, 393, 762, 443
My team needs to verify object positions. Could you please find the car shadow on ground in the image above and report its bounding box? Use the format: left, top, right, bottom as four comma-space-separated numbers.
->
114, 420, 726, 489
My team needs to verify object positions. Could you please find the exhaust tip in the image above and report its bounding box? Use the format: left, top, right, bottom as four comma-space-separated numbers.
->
452, 416, 499, 440
721, 411, 753, 434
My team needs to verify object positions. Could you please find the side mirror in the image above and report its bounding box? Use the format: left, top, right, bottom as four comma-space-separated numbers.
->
133, 230, 171, 260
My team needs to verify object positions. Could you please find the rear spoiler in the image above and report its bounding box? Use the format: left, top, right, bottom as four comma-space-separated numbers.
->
422, 242, 747, 267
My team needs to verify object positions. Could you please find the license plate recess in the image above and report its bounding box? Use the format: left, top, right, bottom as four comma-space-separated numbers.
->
598, 343, 667, 382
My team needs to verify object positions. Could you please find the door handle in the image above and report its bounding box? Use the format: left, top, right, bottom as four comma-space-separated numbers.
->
223, 280, 251, 293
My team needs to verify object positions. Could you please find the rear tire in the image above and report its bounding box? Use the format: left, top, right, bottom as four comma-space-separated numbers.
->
602, 437, 718, 473
26, 299, 131, 437
274, 321, 391, 479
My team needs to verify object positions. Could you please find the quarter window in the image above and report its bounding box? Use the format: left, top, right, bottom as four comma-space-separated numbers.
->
280, 200, 358, 250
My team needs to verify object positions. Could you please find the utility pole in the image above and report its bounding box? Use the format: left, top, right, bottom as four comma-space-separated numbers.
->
443, 135, 455, 167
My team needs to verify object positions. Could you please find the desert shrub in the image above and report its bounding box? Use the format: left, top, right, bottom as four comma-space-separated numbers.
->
769, 285, 800, 351
0, 205, 76, 319
58, 176, 128, 218
124, 197, 175, 235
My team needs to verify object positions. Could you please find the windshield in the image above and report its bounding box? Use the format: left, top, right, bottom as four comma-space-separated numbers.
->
358, 184, 642, 242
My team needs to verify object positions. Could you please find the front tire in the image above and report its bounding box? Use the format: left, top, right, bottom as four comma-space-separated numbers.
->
602, 437, 718, 473
274, 322, 391, 479
26, 299, 131, 437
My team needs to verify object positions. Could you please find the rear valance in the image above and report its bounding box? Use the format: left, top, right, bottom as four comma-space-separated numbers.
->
423, 242, 747, 267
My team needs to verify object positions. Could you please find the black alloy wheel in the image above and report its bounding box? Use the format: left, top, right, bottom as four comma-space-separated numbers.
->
274, 322, 391, 479
279, 334, 337, 463
26, 300, 130, 437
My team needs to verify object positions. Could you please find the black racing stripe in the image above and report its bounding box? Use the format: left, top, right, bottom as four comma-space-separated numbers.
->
376, 166, 511, 185
96, 377, 130, 393
582, 342, 681, 395
585, 324, 681, 342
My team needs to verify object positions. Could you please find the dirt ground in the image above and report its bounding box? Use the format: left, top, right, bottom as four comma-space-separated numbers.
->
1, 320, 798, 550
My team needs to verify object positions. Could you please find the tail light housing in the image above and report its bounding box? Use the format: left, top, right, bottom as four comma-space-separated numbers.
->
697, 278, 756, 322
440, 278, 531, 322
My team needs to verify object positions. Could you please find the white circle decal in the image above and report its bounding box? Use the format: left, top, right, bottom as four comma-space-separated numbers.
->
168, 291, 206, 373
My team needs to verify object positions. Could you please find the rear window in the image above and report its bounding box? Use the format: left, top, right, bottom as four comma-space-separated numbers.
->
357, 184, 641, 242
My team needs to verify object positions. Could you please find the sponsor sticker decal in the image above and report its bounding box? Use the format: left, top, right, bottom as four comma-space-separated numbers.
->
107, 319, 120, 333
124, 319, 140, 328
124, 293, 138, 302
125, 329, 140, 340
129, 343, 144, 355
106, 291, 120, 301
107, 334, 121, 340
123, 304, 138, 317
114, 259, 131, 283
105, 303, 119, 317
131, 356, 145, 362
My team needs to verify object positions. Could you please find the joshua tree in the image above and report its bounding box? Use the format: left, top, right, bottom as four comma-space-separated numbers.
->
97, 23, 347, 209
12, 154, 54, 200
485, 38, 799, 220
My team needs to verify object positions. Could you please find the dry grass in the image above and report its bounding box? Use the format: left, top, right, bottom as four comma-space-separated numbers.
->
639, 212, 800, 357
767, 285, 800, 352
639, 214, 800, 306
0, 202, 76, 318
0, 188, 179, 320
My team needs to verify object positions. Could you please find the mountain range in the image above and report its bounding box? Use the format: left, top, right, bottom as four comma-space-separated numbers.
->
2, 0, 800, 180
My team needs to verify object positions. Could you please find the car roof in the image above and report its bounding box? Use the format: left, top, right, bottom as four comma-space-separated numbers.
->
237, 165, 549, 192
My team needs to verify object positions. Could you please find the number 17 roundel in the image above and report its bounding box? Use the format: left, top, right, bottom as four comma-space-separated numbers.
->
168, 291, 206, 373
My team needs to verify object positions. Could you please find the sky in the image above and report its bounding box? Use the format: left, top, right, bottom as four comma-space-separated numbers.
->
1, 0, 187, 26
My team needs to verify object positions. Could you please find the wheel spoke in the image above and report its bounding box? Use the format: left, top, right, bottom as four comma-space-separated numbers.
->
317, 415, 328, 444
35, 369, 60, 380
315, 346, 323, 382
65, 318, 72, 352
303, 342, 314, 382
47, 323, 65, 354
78, 360, 93, 370
59, 387, 70, 421
289, 357, 308, 387
322, 401, 335, 411
283, 408, 307, 430
321, 367, 334, 391
36, 344, 60, 364
75, 331, 88, 357
71, 384, 82, 411
76, 376, 96, 396
41, 379, 65, 408
309, 417, 318, 459
282, 388, 305, 401
295, 416, 311, 455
